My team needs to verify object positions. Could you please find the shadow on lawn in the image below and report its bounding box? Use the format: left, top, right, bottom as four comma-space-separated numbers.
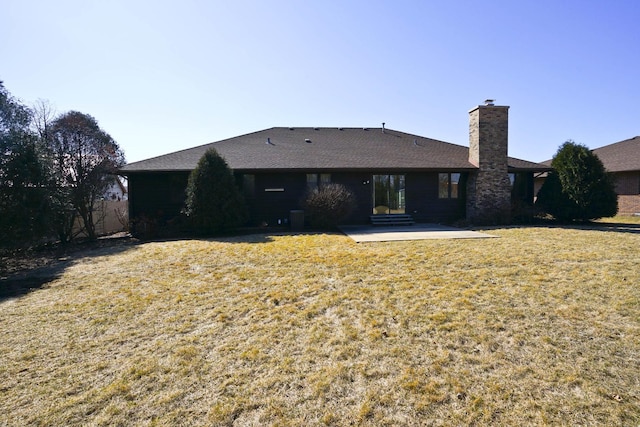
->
492, 218, 640, 236
164, 227, 344, 245
1, 229, 339, 300
0, 237, 139, 301
575, 221, 640, 235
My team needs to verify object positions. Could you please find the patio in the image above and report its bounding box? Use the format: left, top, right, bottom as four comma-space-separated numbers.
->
339, 223, 497, 243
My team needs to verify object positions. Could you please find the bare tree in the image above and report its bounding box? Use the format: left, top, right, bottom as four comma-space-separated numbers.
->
47, 111, 125, 240
31, 99, 56, 140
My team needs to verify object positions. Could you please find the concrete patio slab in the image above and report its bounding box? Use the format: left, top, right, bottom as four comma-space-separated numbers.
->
339, 224, 497, 242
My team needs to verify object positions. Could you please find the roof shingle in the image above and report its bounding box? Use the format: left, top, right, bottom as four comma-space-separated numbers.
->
121, 127, 549, 173
592, 136, 640, 172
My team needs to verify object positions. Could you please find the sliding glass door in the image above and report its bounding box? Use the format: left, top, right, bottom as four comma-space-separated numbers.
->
372, 175, 405, 214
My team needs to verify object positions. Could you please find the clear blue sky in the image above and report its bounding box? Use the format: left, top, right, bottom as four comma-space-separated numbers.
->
2, 0, 639, 163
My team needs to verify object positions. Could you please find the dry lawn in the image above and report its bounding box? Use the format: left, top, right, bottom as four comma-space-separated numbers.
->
1, 221, 639, 426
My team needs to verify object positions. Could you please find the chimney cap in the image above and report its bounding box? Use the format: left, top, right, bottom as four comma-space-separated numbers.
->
484, 99, 495, 106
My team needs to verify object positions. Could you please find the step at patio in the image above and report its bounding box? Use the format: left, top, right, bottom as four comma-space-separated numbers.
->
370, 214, 415, 226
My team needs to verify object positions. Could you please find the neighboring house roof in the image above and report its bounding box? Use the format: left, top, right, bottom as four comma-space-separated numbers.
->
540, 136, 640, 173
121, 127, 549, 174
591, 136, 640, 172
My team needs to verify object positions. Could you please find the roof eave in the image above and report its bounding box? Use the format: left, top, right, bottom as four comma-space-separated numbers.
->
508, 166, 553, 173
119, 168, 193, 175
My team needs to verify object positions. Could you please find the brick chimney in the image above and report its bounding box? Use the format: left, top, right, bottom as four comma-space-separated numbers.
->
466, 101, 511, 224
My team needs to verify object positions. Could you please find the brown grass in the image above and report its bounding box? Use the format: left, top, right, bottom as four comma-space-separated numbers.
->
1, 220, 639, 426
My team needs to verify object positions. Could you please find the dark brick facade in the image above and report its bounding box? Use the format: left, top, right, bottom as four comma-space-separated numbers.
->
613, 171, 640, 195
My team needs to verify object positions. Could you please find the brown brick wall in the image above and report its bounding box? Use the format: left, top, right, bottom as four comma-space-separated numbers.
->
612, 172, 639, 215
612, 171, 640, 195
618, 195, 640, 215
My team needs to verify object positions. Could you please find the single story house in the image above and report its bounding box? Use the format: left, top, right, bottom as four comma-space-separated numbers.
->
592, 136, 640, 215
120, 102, 551, 228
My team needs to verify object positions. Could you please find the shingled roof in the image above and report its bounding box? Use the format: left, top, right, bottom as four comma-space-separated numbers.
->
121, 127, 549, 173
592, 136, 640, 172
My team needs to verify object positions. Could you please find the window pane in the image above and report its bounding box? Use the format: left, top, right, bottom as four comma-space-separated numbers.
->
450, 173, 460, 198
389, 175, 406, 213
439, 173, 449, 198
373, 175, 389, 214
306, 173, 318, 190
320, 173, 331, 185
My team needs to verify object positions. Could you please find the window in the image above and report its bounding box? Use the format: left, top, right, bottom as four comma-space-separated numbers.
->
373, 174, 406, 214
439, 173, 460, 199
306, 174, 317, 190
307, 173, 331, 190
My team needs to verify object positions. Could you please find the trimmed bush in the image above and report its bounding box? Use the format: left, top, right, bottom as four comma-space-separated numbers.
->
183, 148, 248, 234
304, 183, 356, 229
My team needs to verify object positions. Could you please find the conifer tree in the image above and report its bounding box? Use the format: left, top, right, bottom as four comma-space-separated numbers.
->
537, 141, 617, 221
183, 148, 248, 234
